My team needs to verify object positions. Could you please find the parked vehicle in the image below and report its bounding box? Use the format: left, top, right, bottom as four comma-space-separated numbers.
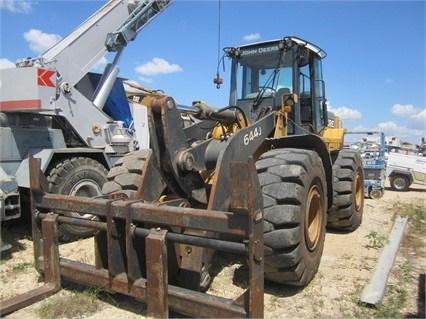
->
387, 151, 426, 191
28, 34, 364, 294
0, 0, 172, 249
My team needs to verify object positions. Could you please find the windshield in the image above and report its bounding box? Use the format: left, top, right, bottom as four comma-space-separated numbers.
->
236, 42, 293, 99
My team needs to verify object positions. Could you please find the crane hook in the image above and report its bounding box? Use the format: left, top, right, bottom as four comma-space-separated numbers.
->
213, 72, 223, 89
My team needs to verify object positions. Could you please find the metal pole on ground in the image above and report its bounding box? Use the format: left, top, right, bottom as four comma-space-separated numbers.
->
359, 215, 409, 307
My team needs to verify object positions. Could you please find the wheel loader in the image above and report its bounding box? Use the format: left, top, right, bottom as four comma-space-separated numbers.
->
103, 36, 364, 288
1, 36, 364, 317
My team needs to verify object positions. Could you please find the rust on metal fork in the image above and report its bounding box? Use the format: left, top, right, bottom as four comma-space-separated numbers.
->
1, 155, 264, 318
0, 212, 61, 315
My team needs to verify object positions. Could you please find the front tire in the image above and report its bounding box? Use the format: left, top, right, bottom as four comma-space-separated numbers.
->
256, 148, 327, 286
102, 150, 150, 199
47, 157, 108, 242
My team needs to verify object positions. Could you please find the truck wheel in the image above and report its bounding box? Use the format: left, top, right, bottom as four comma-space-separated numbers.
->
47, 157, 108, 242
256, 148, 327, 286
102, 150, 151, 199
390, 175, 410, 191
327, 149, 364, 231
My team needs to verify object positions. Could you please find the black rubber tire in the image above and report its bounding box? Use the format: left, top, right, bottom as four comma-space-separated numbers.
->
102, 150, 150, 199
102, 150, 212, 291
327, 149, 364, 231
47, 157, 108, 242
256, 148, 327, 286
389, 175, 410, 191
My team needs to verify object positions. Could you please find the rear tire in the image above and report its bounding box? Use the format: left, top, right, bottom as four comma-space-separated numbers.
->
256, 148, 327, 286
47, 157, 108, 242
327, 149, 364, 231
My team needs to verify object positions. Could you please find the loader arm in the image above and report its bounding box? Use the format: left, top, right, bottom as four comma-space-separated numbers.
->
206, 113, 276, 211
146, 96, 208, 204
141, 93, 270, 209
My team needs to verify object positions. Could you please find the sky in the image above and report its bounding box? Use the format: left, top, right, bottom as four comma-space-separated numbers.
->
0, 0, 425, 144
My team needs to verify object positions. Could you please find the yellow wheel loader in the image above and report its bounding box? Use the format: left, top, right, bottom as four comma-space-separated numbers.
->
1, 36, 364, 318
105, 36, 364, 290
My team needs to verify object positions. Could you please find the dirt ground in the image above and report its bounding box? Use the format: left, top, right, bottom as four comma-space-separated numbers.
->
1, 181, 425, 318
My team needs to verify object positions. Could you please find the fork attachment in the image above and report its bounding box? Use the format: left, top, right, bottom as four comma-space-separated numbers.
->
1, 155, 264, 318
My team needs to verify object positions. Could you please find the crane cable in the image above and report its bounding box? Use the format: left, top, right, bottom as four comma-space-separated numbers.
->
217, 0, 221, 66
214, 0, 223, 89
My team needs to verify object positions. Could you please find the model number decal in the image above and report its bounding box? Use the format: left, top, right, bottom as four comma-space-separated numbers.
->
244, 127, 262, 145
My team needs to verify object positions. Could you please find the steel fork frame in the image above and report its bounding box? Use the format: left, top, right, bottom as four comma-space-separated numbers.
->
0, 156, 264, 318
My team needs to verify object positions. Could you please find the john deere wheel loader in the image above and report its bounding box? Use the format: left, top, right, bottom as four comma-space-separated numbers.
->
102, 36, 364, 289
3, 36, 364, 317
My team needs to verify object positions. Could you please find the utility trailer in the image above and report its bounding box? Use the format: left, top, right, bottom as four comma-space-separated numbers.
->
344, 131, 386, 198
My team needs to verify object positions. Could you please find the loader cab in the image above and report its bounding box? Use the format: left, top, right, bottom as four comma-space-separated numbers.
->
226, 36, 328, 135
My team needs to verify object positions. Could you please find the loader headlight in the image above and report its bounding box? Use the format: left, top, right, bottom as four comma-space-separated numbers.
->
284, 96, 295, 107
282, 93, 298, 108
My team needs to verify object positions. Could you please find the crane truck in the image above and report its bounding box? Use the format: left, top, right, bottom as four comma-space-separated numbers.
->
0, 0, 174, 250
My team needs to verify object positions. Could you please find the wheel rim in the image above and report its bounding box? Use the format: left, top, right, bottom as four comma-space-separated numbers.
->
354, 171, 363, 211
305, 184, 323, 251
69, 179, 102, 219
370, 189, 382, 199
393, 177, 407, 190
